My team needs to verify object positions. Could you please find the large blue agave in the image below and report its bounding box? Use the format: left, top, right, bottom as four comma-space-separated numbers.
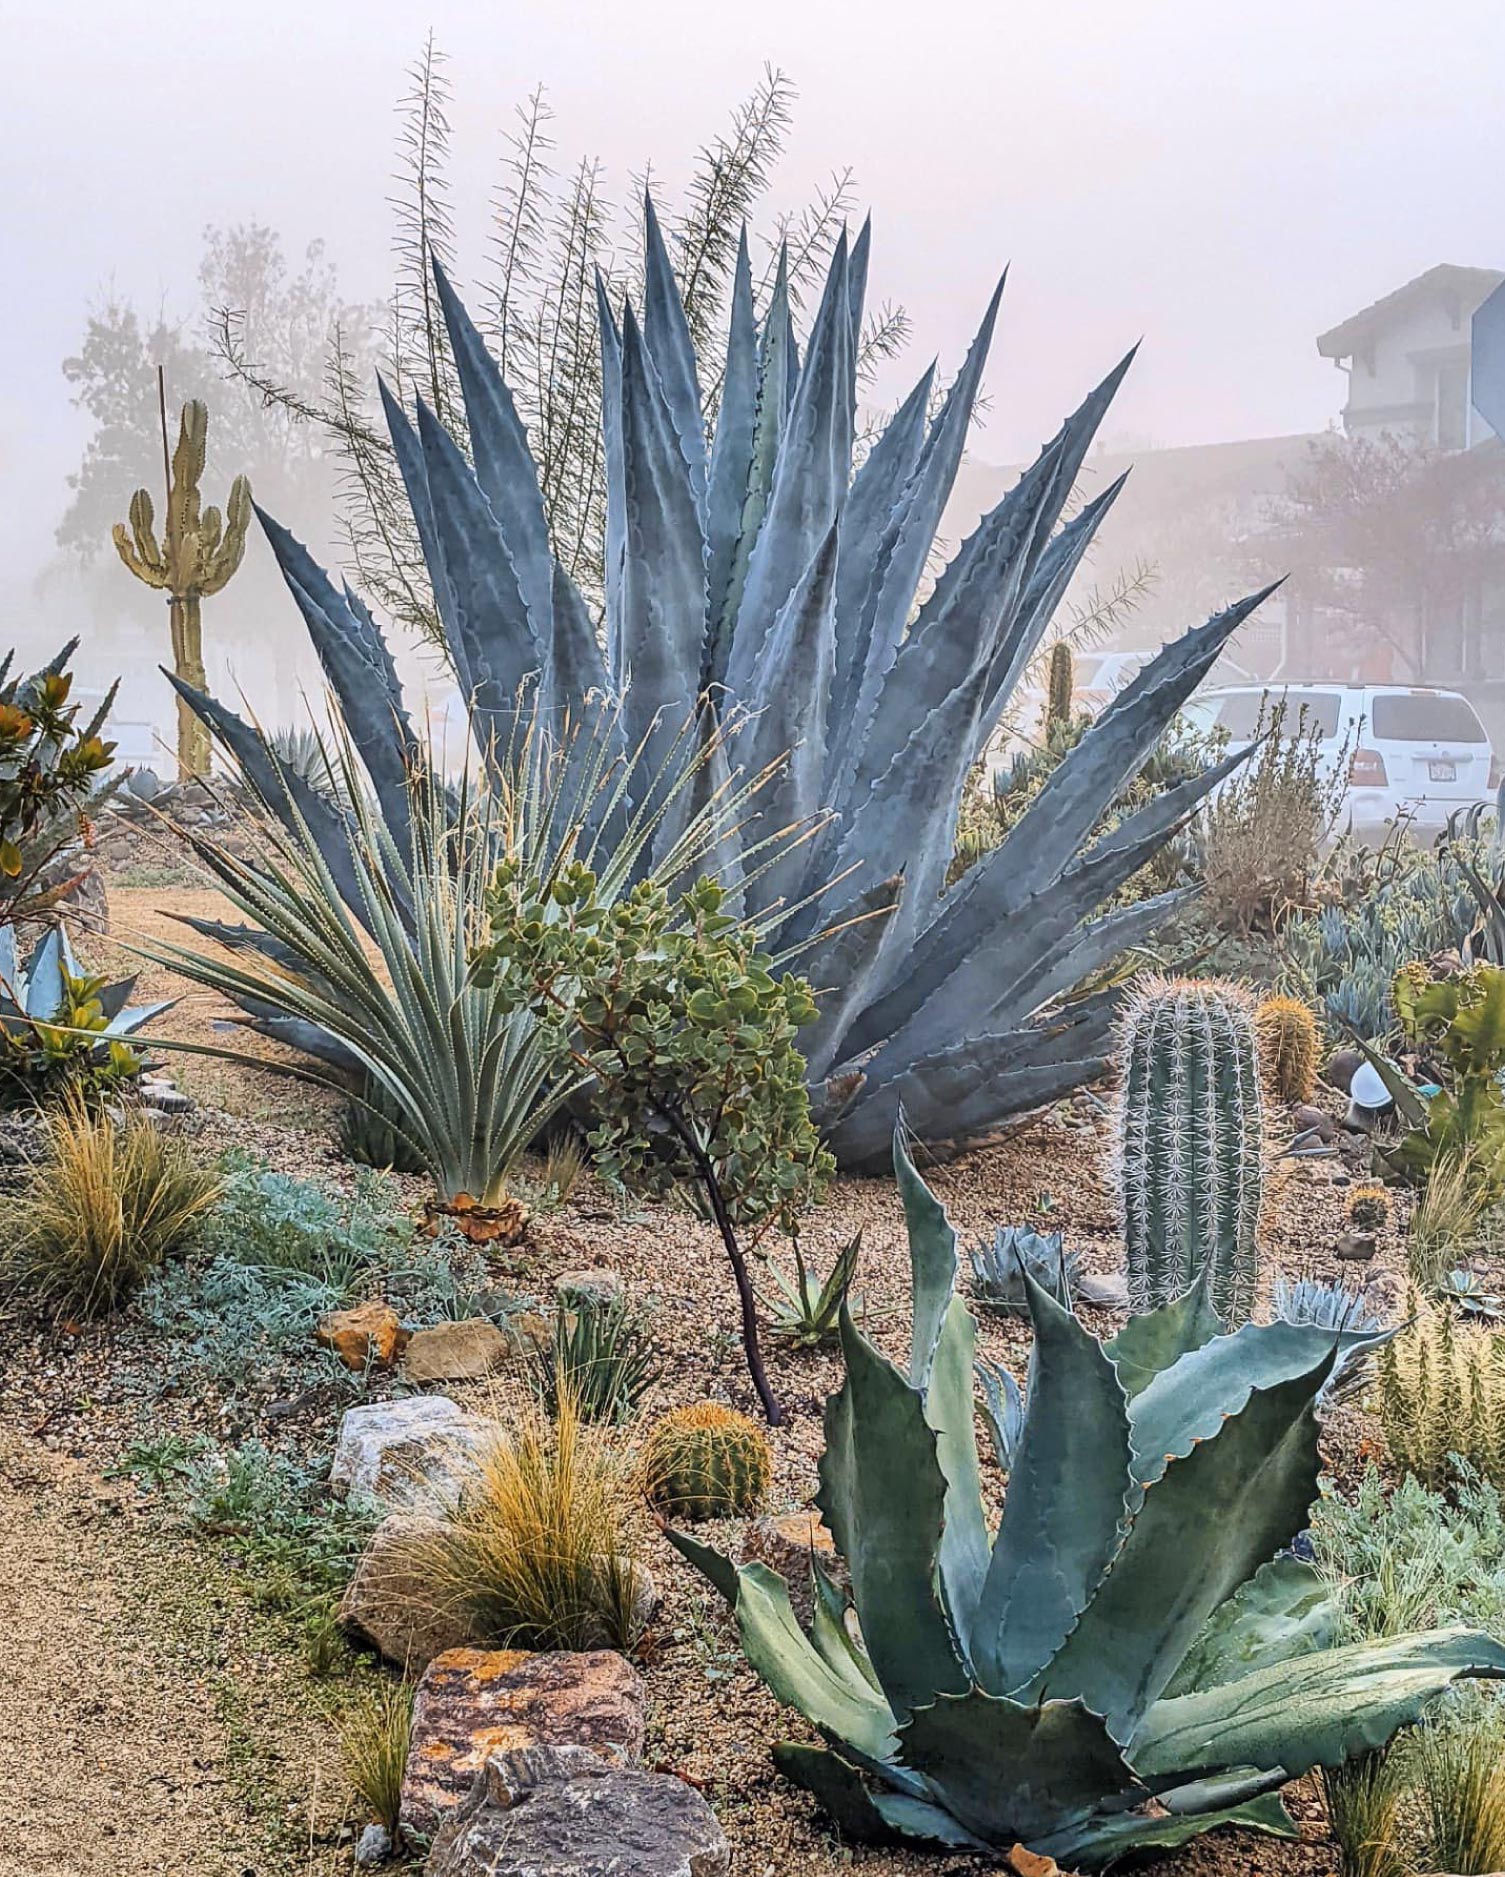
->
173, 201, 1268, 1167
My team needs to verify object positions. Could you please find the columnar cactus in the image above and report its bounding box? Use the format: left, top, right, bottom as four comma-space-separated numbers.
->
1118, 977, 1265, 1325
112, 389, 251, 779
1254, 995, 1320, 1104
1045, 639, 1075, 733
643, 1402, 772, 1521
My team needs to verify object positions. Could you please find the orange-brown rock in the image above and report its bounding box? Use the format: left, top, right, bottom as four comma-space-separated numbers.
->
400, 1648, 646, 1838
401, 1317, 515, 1384
316, 1300, 407, 1371
743, 1508, 846, 1582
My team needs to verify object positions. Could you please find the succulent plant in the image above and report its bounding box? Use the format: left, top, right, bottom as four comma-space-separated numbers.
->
1117, 976, 1265, 1327
644, 1402, 772, 1521
0, 924, 171, 1108
1346, 1183, 1392, 1233
112, 395, 251, 780
172, 203, 1271, 1168
670, 1126, 1505, 1864
1271, 1273, 1385, 1405
968, 1223, 1081, 1315
535, 1288, 661, 1425
1045, 639, 1075, 731
1255, 995, 1320, 1105
764, 1235, 862, 1349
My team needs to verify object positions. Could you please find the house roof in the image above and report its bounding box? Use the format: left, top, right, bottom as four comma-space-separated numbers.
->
1316, 264, 1504, 359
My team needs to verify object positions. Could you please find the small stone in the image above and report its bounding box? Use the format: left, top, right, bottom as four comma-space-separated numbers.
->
1291, 1105, 1337, 1143
402, 1317, 515, 1384
1336, 1231, 1378, 1263
139, 1080, 194, 1114
339, 1514, 474, 1671
743, 1510, 844, 1582
401, 1649, 647, 1839
353, 1822, 391, 1866
1322, 1047, 1363, 1094
317, 1301, 408, 1371
554, 1270, 625, 1308
426, 1745, 728, 1877
329, 1397, 488, 1512
1075, 1271, 1129, 1311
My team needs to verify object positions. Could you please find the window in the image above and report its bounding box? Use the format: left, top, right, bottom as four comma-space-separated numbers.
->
1371, 693, 1487, 743
1212, 689, 1342, 739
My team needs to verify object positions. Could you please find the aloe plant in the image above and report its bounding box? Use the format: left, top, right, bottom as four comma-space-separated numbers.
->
175, 202, 1269, 1167
670, 1126, 1505, 1864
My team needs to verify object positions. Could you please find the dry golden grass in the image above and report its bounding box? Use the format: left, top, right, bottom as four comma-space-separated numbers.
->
7, 1096, 223, 1316
1320, 1749, 1406, 1877
1408, 1148, 1487, 1288
407, 1390, 645, 1652
337, 1679, 412, 1837
1416, 1714, 1505, 1875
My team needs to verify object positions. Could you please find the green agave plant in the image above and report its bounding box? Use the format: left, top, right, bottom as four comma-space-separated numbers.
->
171, 201, 1269, 1168
671, 1126, 1505, 1865
137, 702, 778, 1214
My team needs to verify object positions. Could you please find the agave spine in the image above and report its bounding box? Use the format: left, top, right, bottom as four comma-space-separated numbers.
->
1118, 976, 1264, 1326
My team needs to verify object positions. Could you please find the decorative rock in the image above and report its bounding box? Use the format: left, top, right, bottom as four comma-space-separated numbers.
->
554, 1269, 625, 1308
743, 1509, 844, 1584
1075, 1271, 1130, 1311
1336, 1231, 1378, 1263
426, 1745, 729, 1877
353, 1822, 392, 1867
1322, 1046, 1363, 1094
401, 1649, 647, 1839
329, 1397, 487, 1512
338, 1514, 474, 1670
138, 1078, 194, 1115
317, 1300, 407, 1371
402, 1317, 514, 1384
1291, 1104, 1337, 1144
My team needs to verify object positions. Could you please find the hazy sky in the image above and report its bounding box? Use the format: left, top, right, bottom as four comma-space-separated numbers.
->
4, 0, 1504, 589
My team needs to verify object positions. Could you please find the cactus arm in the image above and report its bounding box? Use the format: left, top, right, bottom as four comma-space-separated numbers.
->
202, 475, 252, 593
1038, 1361, 1329, 1741
1131, 1627, 1505, 1783
111, 522, 167, 586
817, 1303, 972, 1716
973, 1276, 1132, 1693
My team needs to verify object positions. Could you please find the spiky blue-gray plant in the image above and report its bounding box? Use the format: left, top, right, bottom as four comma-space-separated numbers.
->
1272, 1274, 1385, 1404
968, 1223, 1082, 1315
1118, 977, 1265, 1326
669, 1126, 1505, 1863
170, 200, 1269, 1168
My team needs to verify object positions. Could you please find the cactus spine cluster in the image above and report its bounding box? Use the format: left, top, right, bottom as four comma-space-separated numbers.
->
1045, 639, 1075, 732
643, 1401, 771, 1521
112, 384, 251, 780
1117, 976, 1265, 1326
1254, 994, 1320, 1104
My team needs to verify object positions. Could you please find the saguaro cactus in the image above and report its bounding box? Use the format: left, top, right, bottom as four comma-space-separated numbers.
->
112, 380, 251, 779
1117, 976, 1265, 1325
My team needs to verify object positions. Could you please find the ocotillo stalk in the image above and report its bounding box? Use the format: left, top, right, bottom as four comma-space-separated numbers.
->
112, 373, 251, 779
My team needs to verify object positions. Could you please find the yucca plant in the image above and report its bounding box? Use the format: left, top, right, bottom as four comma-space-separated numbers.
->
670, 1124, 1505, 1865
534, 1289, 661, 1425
6, 1096, 223, 1316
135, 703, 771, 1239
177, 204, 1271, 1168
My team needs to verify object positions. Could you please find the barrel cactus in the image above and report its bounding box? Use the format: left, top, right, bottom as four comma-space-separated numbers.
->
644, 1402, 771, 1521
1117, 977, 1265, 1326
1347, 1183, 1391, 1233
1255, 995, 1319, 1105
670, 1127, 1505, 1865
171, 200, 1272, 1169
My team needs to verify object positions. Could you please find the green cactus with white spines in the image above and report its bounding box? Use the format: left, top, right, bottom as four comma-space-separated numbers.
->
112, 391, 251, 780
1118, 976, 1265, 1326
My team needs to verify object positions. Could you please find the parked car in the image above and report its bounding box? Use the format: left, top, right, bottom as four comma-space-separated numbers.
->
1185, 682, 1498, 843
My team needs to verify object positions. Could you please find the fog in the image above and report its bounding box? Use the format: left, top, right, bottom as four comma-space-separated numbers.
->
4, 0, 1503, 747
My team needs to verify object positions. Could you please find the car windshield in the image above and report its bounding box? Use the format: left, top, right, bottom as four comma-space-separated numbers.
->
1370, 694, 1488, 744
1210, 690, 1342, 739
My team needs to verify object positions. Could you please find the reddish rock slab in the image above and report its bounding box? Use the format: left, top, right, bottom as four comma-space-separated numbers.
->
400, 1648, 646, 1839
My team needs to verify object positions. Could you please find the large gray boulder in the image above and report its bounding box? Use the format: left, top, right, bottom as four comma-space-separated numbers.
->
329, 1397, 488, 1513
426, 1745, 728, 1876
338, 1513, 474, 1672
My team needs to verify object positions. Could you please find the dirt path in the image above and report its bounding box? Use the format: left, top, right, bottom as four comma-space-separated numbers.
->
0, 1432, 347, 1877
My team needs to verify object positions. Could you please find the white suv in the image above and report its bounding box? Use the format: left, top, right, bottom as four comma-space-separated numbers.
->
1186, 683, 1498, 843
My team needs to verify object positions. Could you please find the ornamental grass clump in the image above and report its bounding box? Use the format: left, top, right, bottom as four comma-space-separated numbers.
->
7, 1096, 222, 1316
671, 1123, 1505, 1865
407, 1391, 644, 1652
338, 1678, 413, 1838
1415, 1711, 1505, 1877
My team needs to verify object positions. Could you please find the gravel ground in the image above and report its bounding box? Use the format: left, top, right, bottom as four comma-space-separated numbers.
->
0, 881, 1431, 1876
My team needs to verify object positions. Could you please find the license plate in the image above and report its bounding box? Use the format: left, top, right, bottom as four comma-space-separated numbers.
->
1429, 761, 1457, 782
